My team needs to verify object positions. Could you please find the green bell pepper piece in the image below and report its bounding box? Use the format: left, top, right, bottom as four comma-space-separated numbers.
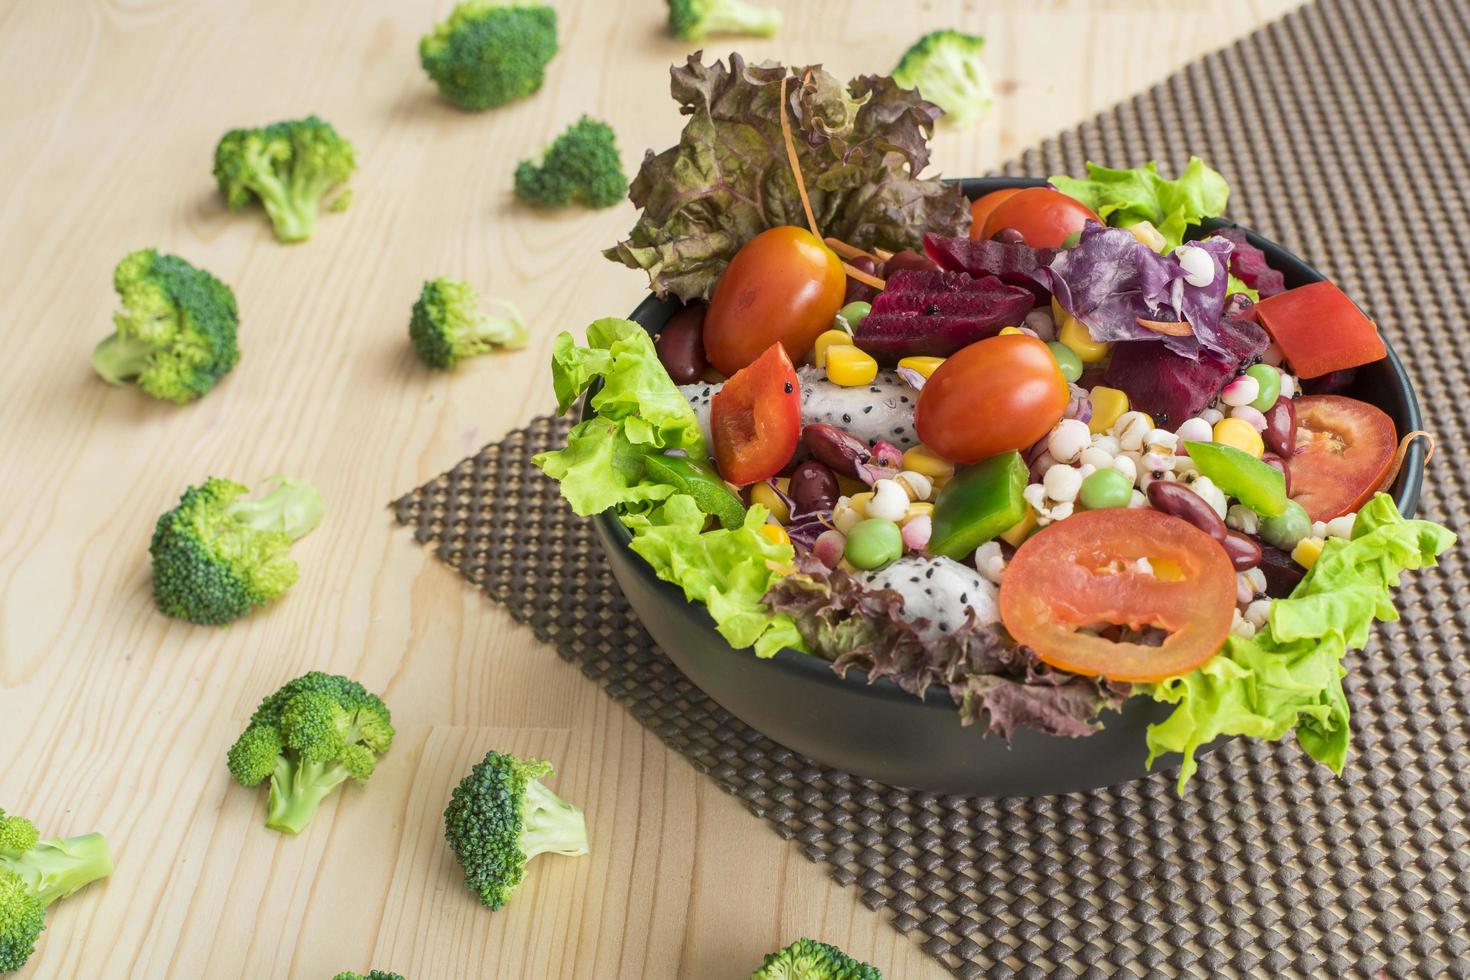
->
928, 451, 1028, 560
643, 453, 747, 530
1183, 441, 1288, 517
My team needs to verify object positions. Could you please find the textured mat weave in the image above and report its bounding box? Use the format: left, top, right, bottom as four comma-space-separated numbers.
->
394, 0, 1470, 974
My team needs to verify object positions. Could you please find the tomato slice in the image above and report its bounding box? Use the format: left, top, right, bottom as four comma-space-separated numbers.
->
967, 188, 1023, 240
1288, 394, 1396, 521
980, 187, 1103, 248
1253, 281, 1386, 379
999, 509, 1236, 683
710, 342, 801, 486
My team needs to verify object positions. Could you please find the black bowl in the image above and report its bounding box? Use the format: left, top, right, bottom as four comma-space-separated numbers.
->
587, 176, 1426, 796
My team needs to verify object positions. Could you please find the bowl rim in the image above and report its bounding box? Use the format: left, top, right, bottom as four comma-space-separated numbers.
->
585, 175, 1428, 714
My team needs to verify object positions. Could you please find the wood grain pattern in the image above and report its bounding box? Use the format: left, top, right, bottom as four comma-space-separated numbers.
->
0, 1, 1301, 976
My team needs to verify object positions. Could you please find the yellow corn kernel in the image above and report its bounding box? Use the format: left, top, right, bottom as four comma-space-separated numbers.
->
897, 355, 945, 379
749, 481, 790, 524
998, 326, 1024, 336
1051, 296, 1066, 324
1149, 557, 1187, 582
847, 491, 874, 519
1126, 220, 1167, 251
813, 330, 854, 369
835, 474, 867, 497
1088, 386, 1131, 435
826, 345, 879, 386
999, 504, 1039, 547
1059, 314, 1110, 364
901, 444, 955, 480
1213, 417, 1265, 458
903, 501, 935, 523
759, 523, 791, 547
1292, 536, 1326, 569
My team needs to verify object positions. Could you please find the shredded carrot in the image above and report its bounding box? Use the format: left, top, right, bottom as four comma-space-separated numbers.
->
873, 248, 894, 261
1376, 430, 1436, 494
843, 262, 886, 291
779, 74, 819, 237
824, 237, 881, 263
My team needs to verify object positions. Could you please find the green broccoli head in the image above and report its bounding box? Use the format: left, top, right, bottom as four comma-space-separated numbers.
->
332, 971, 405, 980
227, 672, 395, 835
91, 249, 240, 404
214, 116, 356, 243
892, 30, 992, 129
420, 2, 558, 111
443, 751, 588, 911
149, 476, 325, 626
514, 116, 628, 210
0, 810, 113, 974
666, 0, 781, 40
751, 938, 883, 980
409, 278, 527, 369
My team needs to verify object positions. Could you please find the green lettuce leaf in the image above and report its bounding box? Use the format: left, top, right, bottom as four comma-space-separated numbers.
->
1145, 493, 1455, 792
605, 52, 971, 301
1049, 157, 1230, 251
535, 318, 705, 516
534, 321, 801, 656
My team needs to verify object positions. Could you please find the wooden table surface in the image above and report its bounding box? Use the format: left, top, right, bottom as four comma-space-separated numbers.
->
0, 1, 1301, 976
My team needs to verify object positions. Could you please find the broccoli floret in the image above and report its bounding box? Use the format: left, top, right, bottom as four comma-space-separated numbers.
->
332, 971, 404, 980
227, 672, 395, 835
0, 809, 112, 975
214, 116, 356, 243
514, 116, 628, 210
892, 30, 993, 129
666, 0, 781, 40
150, 476, 324, 626
420, 2, 558, 111
409, 278, 528, 369
91, 249, 240, 404
751, 938, 883, 980
443, 751, 588, 910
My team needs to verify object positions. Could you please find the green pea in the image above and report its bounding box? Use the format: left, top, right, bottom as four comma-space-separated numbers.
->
1246, 363, 1282, 412
844, 518, 904, 570
836, 301, 871, 334
1079, 467, 1133, 510
1048, 341, 1083, 383
1259, 499, 1311, 550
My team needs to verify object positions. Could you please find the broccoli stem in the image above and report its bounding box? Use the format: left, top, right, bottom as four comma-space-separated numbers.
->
520, 780, 589, 860
0, 834, 113, 906
227, 478, 325, 541
265, 756, 352, 835
467, 307, 529, 351
90, 332, 157, 385
242, 159, 316, 244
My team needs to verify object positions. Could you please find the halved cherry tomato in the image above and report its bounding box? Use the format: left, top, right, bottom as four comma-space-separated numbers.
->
710, 342, 801, 486
1288, 394, 1396, 521
1253, 281, 1386, 379
703, 226, 847, 377
999, 509, 1236, 683
914, 334, 1069, 464
980, 187, 1102, 248
967, 188, 1023, 240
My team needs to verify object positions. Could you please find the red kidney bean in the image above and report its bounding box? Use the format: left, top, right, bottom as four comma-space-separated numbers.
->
1302, 367, 1357, 395
655, 303, 708, 384
1261, 451, 1292, 496
802, 423, 870, 479
1262, 396, 1296, 457
788, 460, 839, 515
1221, 531, 1263, 571
990, 227, 1026, 244
843, 256, 879, 305
880, 249, 940, 276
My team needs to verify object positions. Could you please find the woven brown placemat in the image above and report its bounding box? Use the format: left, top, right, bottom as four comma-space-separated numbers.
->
393, 0, 1469, 974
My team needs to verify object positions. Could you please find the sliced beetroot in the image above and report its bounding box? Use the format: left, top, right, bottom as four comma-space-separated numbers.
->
923, 232, 1057, 305
1215, 227, 1286, 297
1103, 316, 1268, 426
855, 269, 1035, 362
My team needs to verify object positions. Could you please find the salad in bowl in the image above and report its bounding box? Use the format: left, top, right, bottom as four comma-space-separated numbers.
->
535, 54, 1453, 793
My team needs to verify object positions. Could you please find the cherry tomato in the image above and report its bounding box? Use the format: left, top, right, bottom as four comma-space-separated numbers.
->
999, 509, 1237, 683
1288, 394, 1396, 522
703, 226, 846, 377
980, 188, 1103, 248
710, 342, 801, 486
967, 188, 1023, 240
914, 334, 1069, 464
